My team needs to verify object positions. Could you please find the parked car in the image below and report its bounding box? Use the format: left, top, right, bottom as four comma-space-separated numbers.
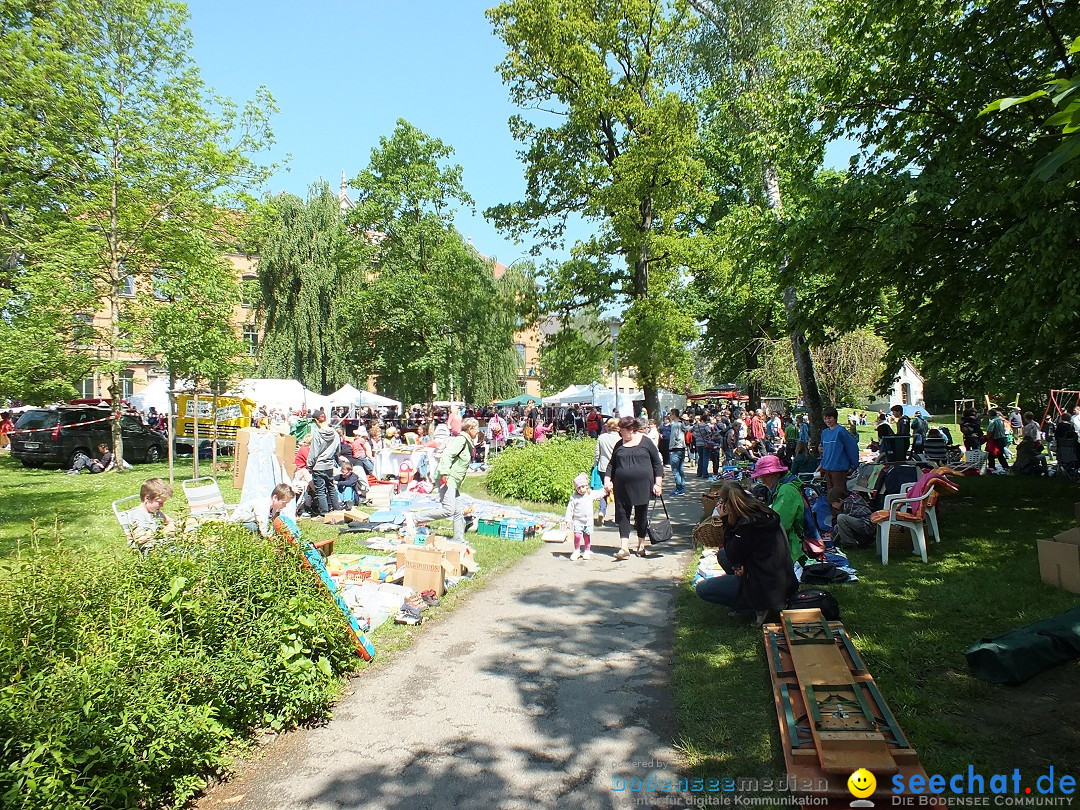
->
9, 406, 167, 468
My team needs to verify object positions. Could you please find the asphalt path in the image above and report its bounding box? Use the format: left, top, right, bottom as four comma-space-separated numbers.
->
198, 471, 716, 810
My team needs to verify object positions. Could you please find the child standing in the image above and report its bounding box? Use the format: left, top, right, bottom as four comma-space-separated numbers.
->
564, 472, 604, 561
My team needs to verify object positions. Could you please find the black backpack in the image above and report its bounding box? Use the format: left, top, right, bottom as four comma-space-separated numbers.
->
786, 588, 841, 620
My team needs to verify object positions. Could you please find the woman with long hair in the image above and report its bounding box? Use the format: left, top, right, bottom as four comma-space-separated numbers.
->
694, 481, 798, 624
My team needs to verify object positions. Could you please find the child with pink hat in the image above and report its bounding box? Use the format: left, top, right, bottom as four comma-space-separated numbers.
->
564, 472, 605, 561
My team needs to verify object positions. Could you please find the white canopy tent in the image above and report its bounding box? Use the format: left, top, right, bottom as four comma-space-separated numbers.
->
542, 382, 641, 416
327, 384, 402, 412
227, 378, 330, 412
128, 378, 171, 414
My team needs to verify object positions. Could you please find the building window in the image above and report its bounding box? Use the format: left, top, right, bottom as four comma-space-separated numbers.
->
241, 276, 258, 308
514, 343, 526, 369
119, 370, 134, 399
243, 323, 259, 356
152, 271, 169, 301
120, 274, 135, 298
78, 376, 96, 398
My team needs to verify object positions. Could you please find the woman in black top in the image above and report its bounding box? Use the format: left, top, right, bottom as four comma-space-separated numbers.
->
695, 481, 798, 624
604, 416, 663, 560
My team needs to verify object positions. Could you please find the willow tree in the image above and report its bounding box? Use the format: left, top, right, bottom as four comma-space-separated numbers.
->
486, 0, 706, 417
255, 182, 365, 394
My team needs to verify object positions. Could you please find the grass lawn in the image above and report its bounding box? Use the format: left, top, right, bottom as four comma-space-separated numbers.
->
0, 451, 542, 663
674, 474, 1080, 781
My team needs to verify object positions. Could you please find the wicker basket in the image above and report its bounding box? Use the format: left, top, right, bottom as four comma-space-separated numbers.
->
693, 516, 726, 548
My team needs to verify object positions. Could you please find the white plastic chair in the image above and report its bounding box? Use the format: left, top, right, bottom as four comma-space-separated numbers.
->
875, 489, 937, 564
181, 477, 237, 527
893, 482, 942, 547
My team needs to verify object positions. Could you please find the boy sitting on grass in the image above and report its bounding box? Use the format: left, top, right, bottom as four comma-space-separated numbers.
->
127, 478, 177, 553
828, 487, 875, 549
230, 483, 294, 537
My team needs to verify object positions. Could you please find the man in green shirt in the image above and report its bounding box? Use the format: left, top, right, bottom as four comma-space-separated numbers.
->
405, 418, 480, 543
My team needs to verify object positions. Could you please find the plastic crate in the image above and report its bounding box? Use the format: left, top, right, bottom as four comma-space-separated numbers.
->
478, 518, 501, 537
500, 519, 534, 541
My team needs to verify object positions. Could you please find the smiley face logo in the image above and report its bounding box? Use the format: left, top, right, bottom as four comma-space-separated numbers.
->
848, 769, 876, 799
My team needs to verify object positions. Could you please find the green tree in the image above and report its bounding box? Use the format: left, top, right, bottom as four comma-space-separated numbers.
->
788, 0, 1080, 399
811, 329, 887, 408
347, 120, 524, 405
685, 0, 830, 434
255, 183, 364, 394
537, 314, 608, 395
486, 0, 707, 418
0, 0, 274, 463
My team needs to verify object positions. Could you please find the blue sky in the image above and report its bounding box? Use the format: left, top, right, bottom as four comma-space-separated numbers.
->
185, 0, 854, 268
186, 0, 539, 266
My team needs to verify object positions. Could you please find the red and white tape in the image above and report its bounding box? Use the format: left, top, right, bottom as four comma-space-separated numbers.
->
14, 414, 120, 434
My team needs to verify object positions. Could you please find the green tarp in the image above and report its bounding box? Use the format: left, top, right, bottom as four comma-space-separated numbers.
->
965, 606, 1080, 685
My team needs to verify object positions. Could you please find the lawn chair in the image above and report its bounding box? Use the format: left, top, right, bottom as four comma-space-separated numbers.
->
181, 477, 237, 529
872, 489, 938, 564
949, 449, 986, 476
111, 494, 143, 549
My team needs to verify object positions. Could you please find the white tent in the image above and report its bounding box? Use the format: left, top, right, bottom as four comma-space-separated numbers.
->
327, 384, 366, 407
325, 384, 402, 412
128, 378, 171, 414
227, 378, 329, 412
542, 382, 641, 416
542, 384, 590, 405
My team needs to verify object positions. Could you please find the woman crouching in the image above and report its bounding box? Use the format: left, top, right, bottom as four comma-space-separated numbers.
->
695, 481, 798, 625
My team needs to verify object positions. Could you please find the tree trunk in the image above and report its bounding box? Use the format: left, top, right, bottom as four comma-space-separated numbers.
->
643, 385, 659, 424
762, 162, 827, 443
193, 390, 200, 480
167, 371, 176, 485
211, 389, 219, 474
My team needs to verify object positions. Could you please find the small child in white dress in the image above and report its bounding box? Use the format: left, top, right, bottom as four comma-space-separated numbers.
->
564, 472, 605, 561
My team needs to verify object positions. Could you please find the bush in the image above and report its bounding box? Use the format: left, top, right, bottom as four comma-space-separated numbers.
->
485, 437, 597, 504
0, 526, 361, 810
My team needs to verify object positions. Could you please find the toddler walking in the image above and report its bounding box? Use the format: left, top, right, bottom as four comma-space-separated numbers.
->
565, 472, 604, 561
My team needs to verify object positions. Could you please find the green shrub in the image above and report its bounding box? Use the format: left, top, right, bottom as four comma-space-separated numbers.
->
485, 437, 597, 504
0, 526, 361, 810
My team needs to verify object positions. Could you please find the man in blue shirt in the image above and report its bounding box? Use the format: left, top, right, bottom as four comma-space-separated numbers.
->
818, 406, 860, 495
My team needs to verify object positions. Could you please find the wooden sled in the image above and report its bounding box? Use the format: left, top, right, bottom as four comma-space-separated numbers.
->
273, 515, 376, 661
764, 609, 943, 805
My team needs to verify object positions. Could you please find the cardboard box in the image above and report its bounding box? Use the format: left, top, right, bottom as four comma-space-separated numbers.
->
403, 547, 447, 596
232, 428, 297, 490
429, 539, 476, 576
1038, 527, 1080, 594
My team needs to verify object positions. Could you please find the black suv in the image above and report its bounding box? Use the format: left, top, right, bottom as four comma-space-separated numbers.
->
9, 407, 168, 468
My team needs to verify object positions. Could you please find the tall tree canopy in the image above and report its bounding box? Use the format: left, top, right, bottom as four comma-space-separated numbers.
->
0, 0, 273, 461
486, 0, 706, 415
785, 0, 1080, 399
347, 120, 527, 405
255, 182, 364, 394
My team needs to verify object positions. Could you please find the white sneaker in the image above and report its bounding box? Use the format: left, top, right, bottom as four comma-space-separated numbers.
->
569, 549, 582, 561
582, 549, 593, 560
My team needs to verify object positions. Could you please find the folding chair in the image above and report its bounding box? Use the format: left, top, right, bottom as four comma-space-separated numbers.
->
112, 494, 143, 549
949, 449, 986, 475
181, 477, 237, 528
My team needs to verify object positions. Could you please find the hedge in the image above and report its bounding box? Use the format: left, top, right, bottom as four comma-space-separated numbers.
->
0, 526, 361, 810
485, 437, 597, 504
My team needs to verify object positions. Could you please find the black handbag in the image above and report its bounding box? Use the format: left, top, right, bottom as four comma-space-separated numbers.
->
647, 495, 674, 544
